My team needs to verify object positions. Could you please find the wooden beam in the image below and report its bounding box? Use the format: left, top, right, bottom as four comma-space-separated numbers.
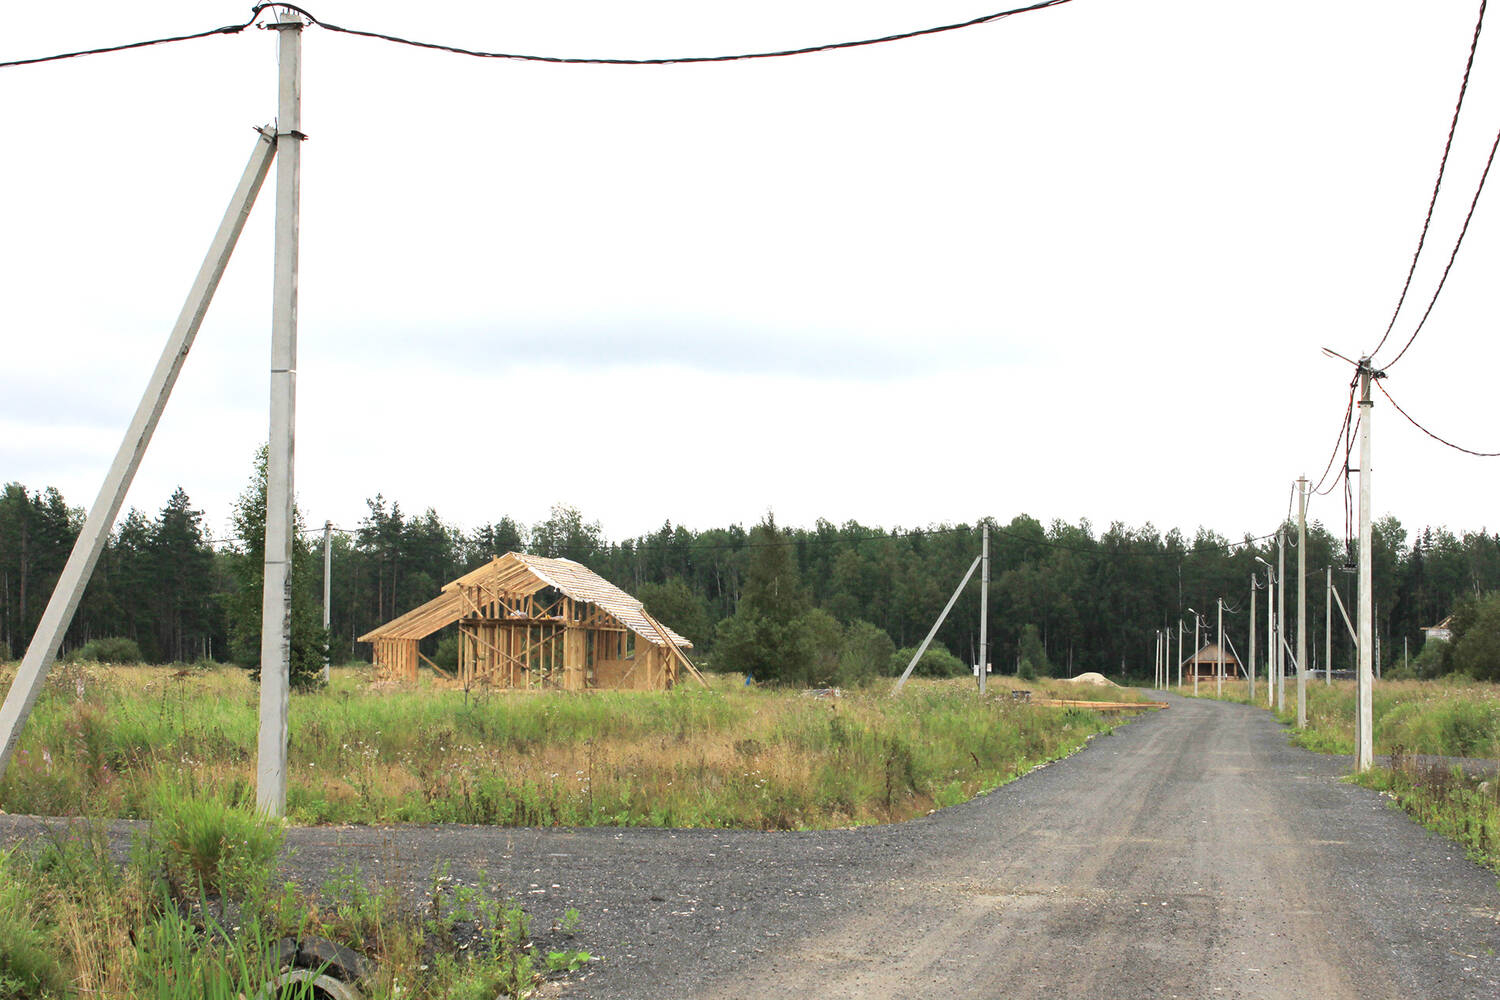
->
416, 649, 454, 680
642, 612, 709, 688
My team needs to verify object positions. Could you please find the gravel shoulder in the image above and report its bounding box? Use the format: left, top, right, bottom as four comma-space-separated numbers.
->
4, 694, 1499, 999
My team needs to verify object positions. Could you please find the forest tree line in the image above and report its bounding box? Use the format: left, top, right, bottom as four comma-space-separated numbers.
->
4, 465, 1500, 684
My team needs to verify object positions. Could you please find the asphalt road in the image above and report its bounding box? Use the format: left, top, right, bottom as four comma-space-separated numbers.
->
5, 693, 1499, 998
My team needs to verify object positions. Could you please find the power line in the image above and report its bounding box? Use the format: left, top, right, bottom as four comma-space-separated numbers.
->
1310, 381, 1357, 497
1376, 378, 1500, 456
1380, 123, 1500, 369
1368, 0, 1489, 361
285, 1, 1076, 65
0, 12, 262, 68
3, 1, 1076, 71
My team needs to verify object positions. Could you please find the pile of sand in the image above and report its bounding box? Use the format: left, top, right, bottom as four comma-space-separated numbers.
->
1062, 671, 1118, 687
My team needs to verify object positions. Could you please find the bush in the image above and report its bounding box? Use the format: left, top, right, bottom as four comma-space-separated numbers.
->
434, 633, 460, 671
836, 620, 895, 686
799, 609, 843, 686
714, 613, 810, 685
891, 643, 968, 679
68, 636, 143, 664
1018, 624, 1052, 678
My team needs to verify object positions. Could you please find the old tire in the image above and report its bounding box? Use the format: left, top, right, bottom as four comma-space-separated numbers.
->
255, 967, 363, 1000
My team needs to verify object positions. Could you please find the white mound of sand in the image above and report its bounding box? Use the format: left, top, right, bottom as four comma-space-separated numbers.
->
1063, 671, 1118, 687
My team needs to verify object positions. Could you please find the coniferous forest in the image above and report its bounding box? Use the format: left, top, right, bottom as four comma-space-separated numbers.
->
4, 467, 1500, 685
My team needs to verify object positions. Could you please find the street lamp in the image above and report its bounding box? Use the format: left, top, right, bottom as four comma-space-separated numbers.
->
1255, 555, 1276, 708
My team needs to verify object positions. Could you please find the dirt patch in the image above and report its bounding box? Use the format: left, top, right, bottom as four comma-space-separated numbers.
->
1061, 671, 1117, 687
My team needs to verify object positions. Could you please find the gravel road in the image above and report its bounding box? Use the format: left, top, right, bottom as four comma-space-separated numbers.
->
5, 693, 1499, 998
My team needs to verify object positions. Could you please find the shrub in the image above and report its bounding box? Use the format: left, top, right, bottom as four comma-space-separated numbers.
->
68, 636, 143, 664
891, 643, 967, 678
836, 620, 895, 686
434, 633, 460, 670
799, 609, 843, 686
1410, 638, 1449, 679
1018, 624, 1052, 678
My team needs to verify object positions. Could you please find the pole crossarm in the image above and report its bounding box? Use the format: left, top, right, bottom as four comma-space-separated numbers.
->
0, 129, 277, 785
892, 555, 981, 695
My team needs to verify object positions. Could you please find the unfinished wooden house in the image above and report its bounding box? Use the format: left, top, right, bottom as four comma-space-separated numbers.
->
358, 552, 704, 690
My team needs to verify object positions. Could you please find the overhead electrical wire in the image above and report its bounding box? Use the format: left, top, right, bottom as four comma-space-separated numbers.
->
266, 1, 1075, 65
1375, 378, 1500, 456
1379, 124, 1500, 369
1309, 382, 1357, 497
1368, 0, 1489, 361
2, 1, 1076, 71
0, 11, 263, 68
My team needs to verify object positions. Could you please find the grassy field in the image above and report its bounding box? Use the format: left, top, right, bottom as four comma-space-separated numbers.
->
1186, 676, 1500, 868
0, 664, 1152, 997
0, 662, 1149, 830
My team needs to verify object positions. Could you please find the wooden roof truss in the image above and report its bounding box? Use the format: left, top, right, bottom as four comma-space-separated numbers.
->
358, 552, 703, 690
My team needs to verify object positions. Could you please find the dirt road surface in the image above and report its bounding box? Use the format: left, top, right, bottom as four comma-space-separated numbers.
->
5, 693, 1498, 998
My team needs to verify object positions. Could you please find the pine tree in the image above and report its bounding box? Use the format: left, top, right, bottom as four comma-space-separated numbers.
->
226, 448, 327, 689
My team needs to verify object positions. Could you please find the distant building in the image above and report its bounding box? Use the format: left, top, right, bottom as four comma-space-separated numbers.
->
1178, 643, 1242, 680
1423, 615, 1453, 644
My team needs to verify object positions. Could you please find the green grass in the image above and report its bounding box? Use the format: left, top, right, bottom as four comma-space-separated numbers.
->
0, 796, 581, 1000
0, 663, 1136, 830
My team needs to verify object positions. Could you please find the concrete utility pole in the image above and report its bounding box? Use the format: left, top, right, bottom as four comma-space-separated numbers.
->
1256, 556, 1274, 708
1157, 630, 1164, 691
1297, 476, 1308, 729
1325, 566, 1333, 686
321, 520, 332, 684
1276, 531, 1287, 713
1356, 359, 1376, 772
0, 131, 278, 786
1216, 598, 1225, 697
1153, 631, 1159, 690
978, 523, 989, 695
1188, 608, 1201, 696
258, 8, 305, 817
1249, 576, 1257, 704
1176, 619, 1183, 689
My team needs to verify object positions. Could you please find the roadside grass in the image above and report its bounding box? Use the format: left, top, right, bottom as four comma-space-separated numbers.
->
0, 791, 584, 1000
0, 662, 1145, 830
1186, 674, 1500, 868
1357, 751, 1500, 872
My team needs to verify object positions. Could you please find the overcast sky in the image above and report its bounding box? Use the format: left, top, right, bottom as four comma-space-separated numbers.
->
3, 1, 1498, 547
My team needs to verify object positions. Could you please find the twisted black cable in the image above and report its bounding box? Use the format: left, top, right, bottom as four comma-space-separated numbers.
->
0, 11, 263, 68
1311, 382, 1357, 497
1376, 378, 1500, 456
260, 0, 1075, 65
1369, 0, 1488, 359
1381, 124, 1500, 369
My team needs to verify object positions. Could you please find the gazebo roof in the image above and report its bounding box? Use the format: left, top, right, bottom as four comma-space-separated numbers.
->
1179, 642, 1239, 667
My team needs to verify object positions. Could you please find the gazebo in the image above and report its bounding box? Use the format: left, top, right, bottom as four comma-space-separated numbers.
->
1179, 642, 1242, 680
358, 552, 704, 690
